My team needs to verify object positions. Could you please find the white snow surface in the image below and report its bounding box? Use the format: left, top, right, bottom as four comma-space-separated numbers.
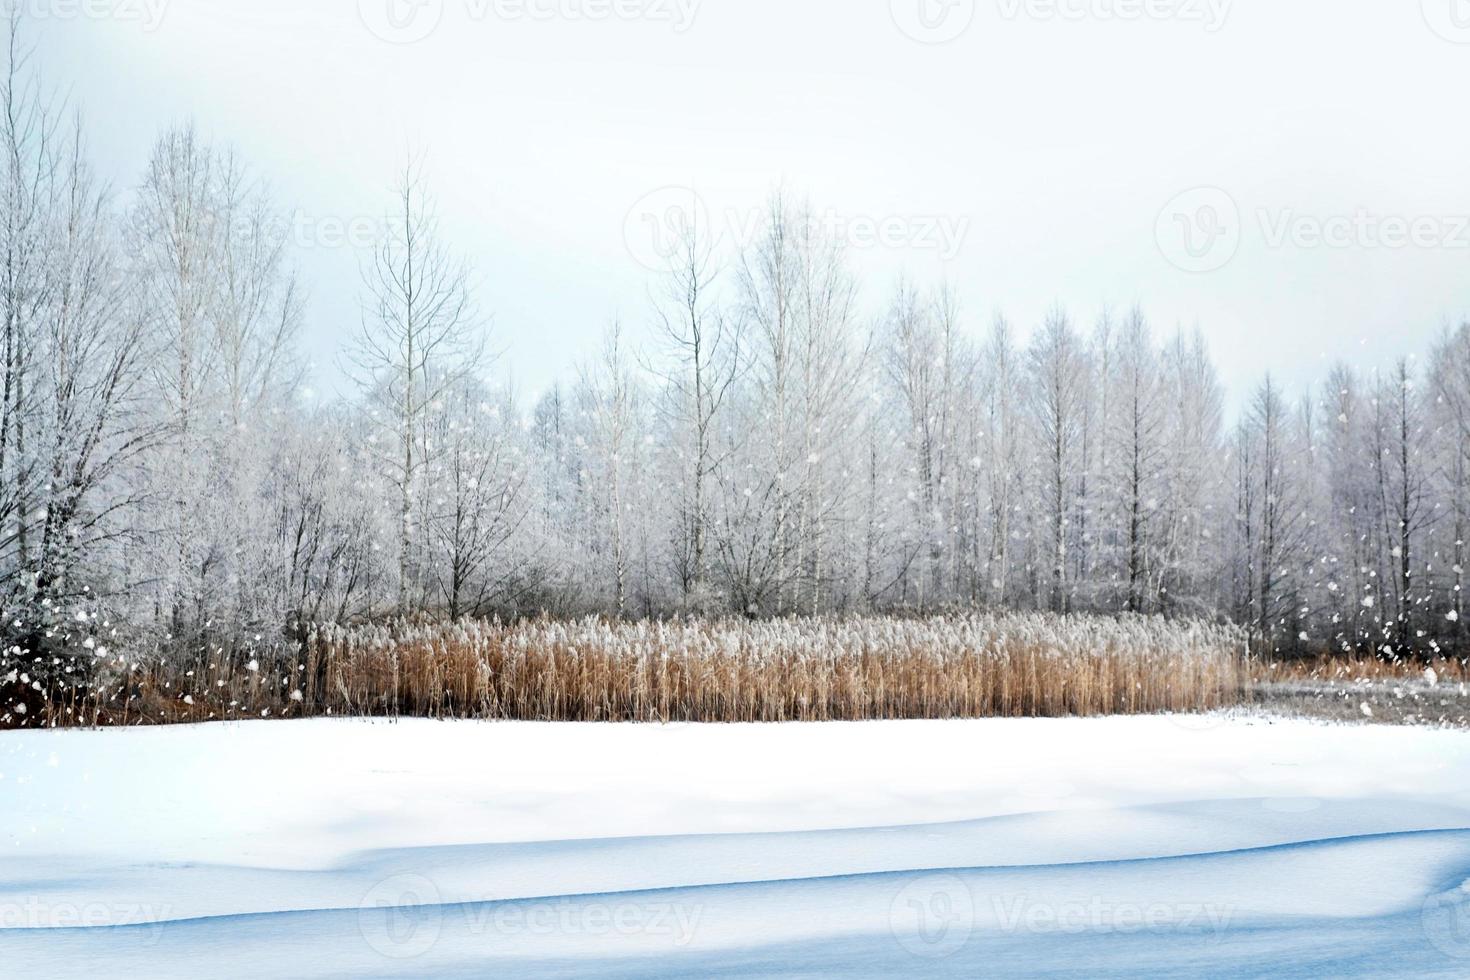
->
4, 715, 1470, 977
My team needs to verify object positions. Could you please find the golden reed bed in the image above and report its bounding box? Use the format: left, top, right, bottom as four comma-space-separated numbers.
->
51, 613, 1250, 727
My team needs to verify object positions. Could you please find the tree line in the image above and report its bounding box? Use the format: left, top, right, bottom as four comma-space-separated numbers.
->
1, 23, 1467, 695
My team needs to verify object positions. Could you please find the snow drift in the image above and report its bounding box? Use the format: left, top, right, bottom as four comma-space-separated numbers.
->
3, 716, 1470, 977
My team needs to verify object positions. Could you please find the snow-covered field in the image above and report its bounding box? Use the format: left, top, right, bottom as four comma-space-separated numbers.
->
4, 717, 1470, 978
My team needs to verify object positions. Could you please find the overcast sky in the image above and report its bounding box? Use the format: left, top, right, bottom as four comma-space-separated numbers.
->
31, 0, 1470, 413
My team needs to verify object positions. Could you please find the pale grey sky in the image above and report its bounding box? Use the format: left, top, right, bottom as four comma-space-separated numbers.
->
31, 0, 1470, 411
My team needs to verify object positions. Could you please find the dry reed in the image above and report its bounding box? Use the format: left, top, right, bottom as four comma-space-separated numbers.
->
39, 613, 1249, 727
1251, 654, 1470, 686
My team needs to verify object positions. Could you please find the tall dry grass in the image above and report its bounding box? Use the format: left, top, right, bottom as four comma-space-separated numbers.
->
1252, 654, 1470, 686
44, 613, 1249, 727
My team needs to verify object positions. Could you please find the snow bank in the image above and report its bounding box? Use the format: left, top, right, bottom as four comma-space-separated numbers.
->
3, 716, 1470, 976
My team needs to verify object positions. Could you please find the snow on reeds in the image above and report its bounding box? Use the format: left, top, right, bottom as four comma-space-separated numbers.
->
65, 613, 1249, 726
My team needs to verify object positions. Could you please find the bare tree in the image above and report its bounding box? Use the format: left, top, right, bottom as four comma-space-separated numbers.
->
0, 33, 150, 717
1370, 360, 1432, 649
1026, 307, 1088, 614
790, 207, 866, 613
883, 281, 967, 608
1318, 363, 1375, 650
724, 193, 868, 614
1431, 325, 1470, 646
1105, 307, 1167, 612
576, 321, 644, 616
347, 164, 485, 613
1233, 375, 1311, 651
429, 380, 527, 619
0, 11, 58, 597
647, 213, 742, 610
746, 195, 794, 593
211, 151, 302, 425
28, 122, 149, 611
1157, 326, 1225, 615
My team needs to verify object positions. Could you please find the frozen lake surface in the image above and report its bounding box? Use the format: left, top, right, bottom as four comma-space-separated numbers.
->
3, 716, 1470, 977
